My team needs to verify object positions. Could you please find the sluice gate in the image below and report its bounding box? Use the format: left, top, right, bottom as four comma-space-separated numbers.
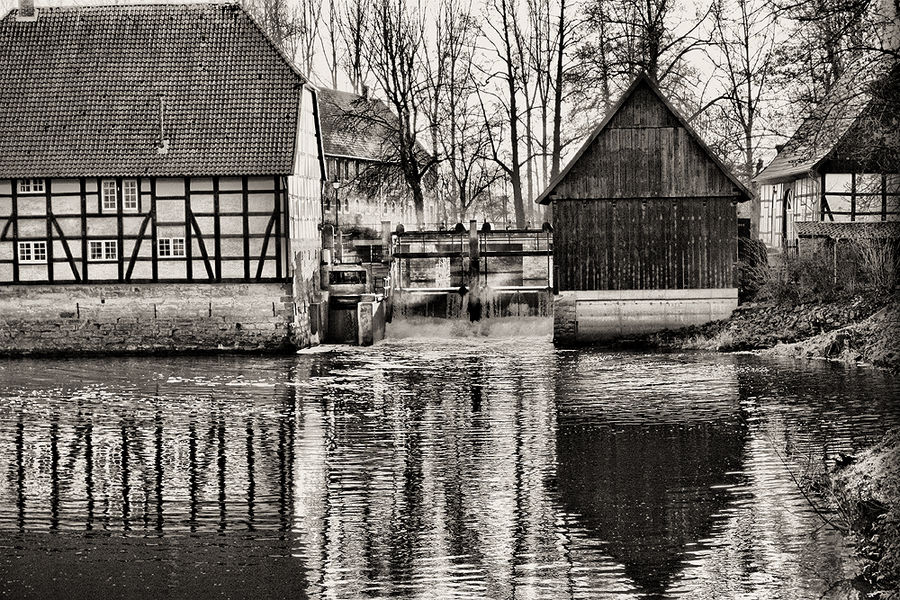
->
316, 220, 553, 344
391, 221, 553, 320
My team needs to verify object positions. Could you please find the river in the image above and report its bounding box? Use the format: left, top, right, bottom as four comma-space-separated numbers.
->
0, 337, 898, 599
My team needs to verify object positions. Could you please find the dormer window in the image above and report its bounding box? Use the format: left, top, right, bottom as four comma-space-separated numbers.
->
18, 179, 44, 194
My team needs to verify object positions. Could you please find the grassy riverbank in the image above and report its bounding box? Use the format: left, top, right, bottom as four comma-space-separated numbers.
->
650, 293, 898, 370
831, 431, 900, 599
649, 240, 899, 371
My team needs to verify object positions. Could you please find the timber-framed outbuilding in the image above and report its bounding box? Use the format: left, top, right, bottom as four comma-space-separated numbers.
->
755, 63, 900, 250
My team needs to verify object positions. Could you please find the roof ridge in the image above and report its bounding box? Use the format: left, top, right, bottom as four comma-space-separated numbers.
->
16, 1, 239, 11
536, 73, 750, 204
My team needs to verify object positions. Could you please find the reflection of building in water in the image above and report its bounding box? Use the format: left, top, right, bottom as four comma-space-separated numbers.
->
3, 352, 896, 598
553, 353, 747, 596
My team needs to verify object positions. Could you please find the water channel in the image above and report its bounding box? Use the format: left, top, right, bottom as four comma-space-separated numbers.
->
0, 337, 898, 599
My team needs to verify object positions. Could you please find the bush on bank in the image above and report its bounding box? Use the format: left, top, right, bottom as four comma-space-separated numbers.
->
832, 431, 900, 599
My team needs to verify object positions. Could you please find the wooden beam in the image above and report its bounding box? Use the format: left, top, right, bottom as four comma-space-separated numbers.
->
281, 176, 291, 275
125, 214, 152, 280
213, 176, 222, 281
116, 177, 125, 281
11, 180, 18, 283
882, 174, 888, 221
184, 177, 193, 281
255, 213, 276, 280
189, 214, 215, 280
50, 216, 81, 281
150, 178, 158, 281
274, 176, 283, 280
45, 179, 54, 282
850, 172, 857, 222
80, 178, 88, 282
242, 176, 250, 281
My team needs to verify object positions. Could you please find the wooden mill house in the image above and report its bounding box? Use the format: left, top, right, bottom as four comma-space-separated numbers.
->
755, 63, 900, 251
0, 2, 327, 352
537, 74, 750, 343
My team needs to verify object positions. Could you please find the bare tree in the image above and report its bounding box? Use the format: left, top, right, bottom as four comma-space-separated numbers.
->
767, 0, 893, 112
481, 0, 528, 227
339, 0, 372, 94
318, 0, 342, 88
700, 0, 777, 234
362, 0, 438, 226
243, 0, 323, 76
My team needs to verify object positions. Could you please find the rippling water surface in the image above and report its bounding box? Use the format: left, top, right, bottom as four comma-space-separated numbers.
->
0, 338, 898, 599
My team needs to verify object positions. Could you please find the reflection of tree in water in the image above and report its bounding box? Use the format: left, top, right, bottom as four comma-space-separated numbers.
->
553, 353, 747, 597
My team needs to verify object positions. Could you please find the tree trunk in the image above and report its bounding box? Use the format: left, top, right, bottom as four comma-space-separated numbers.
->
550, 0, 565, 180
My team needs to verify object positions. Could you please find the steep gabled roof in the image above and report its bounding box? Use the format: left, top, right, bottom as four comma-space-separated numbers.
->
537, 73, 750, 204
0, 3, 306, 178
755, 62, 899, 183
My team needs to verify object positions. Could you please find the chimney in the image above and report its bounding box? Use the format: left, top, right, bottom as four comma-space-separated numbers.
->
17, 0, 36, 20
361, 84, 370, 100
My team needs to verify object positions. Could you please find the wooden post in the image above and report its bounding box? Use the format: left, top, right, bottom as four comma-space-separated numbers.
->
381, 220, 391, 264
850, 173, 857, 221
468, 219, 479, 287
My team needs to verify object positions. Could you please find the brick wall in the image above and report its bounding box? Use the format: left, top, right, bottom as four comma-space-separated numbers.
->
0, 282, 297, 356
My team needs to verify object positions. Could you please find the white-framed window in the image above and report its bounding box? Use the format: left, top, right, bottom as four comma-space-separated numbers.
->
18, 179, 45, 194
89, 239, 118, 261
18, 241, 47, 263
101, 180, 117, 211
158, 237, 186, 257
123, 180, 139, 211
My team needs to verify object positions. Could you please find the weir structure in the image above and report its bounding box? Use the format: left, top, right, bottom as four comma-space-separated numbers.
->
316, 219, 553, 344
391, 220, 553, 320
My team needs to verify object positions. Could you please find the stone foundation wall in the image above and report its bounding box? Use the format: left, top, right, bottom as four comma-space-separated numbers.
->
553, 293, 577, 343
0, 282, 297, 356
553, 289, 738, 344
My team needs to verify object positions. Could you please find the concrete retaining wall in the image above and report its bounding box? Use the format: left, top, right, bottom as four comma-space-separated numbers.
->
0, 282, 297, 356
554, 288, 738, 344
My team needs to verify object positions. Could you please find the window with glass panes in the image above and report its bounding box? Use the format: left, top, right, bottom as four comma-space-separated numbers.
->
89, 240, 117, 261
18, 241, 47, 263
123, 180, 139, 211
158, 237, 186, 257
18, 179, 45, 194
101, 180, 117, 211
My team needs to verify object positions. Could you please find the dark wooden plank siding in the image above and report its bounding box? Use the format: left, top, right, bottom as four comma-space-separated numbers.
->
552, 81, 742, 201
554, 198, 736, 292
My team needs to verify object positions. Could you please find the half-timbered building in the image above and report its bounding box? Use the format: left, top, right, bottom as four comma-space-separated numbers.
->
317, 87, 438, 231
537, 74, 750, 343
755, 63, 900, 250
0, 2, 326, 353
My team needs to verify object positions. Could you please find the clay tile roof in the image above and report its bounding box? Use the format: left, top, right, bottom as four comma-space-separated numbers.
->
0, 2, 305, 178
755, 61, 897, 184
316, 87, 398, 160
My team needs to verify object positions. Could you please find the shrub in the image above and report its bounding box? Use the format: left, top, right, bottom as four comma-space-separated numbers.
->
736, 237, 770, 302
856, 236, 900, 293
758, 248, 846, 304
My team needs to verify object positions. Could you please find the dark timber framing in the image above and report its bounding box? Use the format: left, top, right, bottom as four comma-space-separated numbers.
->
80, 177, 88, 281
0, 175, 292, 285
150, 178, 159, 281
184, 177, 193, 281
44, 180, 54, 282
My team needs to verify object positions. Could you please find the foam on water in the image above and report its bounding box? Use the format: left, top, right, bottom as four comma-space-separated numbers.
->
385, 316, 553, 339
